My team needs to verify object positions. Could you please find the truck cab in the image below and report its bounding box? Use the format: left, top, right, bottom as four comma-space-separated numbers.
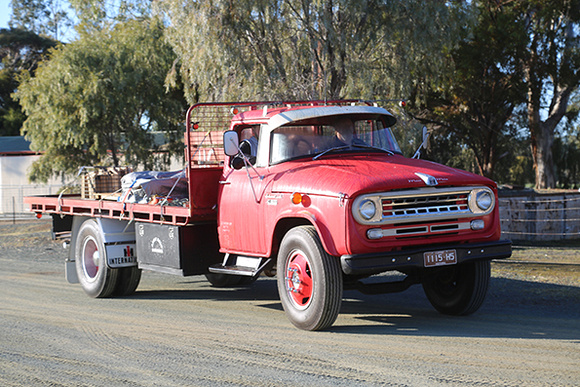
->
212, 102, 511, 330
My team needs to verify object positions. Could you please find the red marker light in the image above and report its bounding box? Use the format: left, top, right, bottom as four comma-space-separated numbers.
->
193, 123, 199, 130
231, 107, 239, 115
36, 212, 42, 219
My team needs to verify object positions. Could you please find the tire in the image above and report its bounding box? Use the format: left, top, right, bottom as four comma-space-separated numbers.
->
422, 260, 490, 316
236, 275, 259, 286
205, 273, 257, 288
75, 219, 118, 298
114, 266, 142, 296
277, 226, 342, 331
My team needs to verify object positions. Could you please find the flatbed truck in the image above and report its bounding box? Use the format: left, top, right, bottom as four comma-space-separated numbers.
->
24, 100, 512, 330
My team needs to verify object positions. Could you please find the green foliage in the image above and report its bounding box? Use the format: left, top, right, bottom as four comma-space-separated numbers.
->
515, 0, 580, 188
157, 0, 469, 103
412, 2, 529, 181
554, 123, 580, 188
16, 18, 187, 183
5, 0, 579, 189
68, 0, 152, 34
9, 0, 73, 40
0, 28, 57, 136
0, 68, 25, 136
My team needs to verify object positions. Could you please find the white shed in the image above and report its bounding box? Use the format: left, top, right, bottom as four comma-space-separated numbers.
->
0, 136, 62, 216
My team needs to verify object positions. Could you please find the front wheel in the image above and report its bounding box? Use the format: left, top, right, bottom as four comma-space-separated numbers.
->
422, 260, 490, 315
277, 226, 342, 331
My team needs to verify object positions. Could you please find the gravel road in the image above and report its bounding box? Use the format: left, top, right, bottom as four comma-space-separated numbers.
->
1, 221, 579, 386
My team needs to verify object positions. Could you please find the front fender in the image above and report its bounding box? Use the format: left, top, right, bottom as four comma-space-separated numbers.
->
269, 205, 345, 259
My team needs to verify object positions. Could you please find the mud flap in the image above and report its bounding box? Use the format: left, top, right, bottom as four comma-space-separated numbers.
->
65, 259, 79, 283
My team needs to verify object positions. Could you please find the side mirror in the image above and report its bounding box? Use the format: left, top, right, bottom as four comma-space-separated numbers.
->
223, 131, 239, 156
412, 126, 430, 159
422, 126, 429, 149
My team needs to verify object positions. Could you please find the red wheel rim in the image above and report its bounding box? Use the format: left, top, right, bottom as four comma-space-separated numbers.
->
82, 237, 99, 280
285, 249, 313, 309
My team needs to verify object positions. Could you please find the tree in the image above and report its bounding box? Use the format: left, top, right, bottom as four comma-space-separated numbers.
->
554, 125, 580, 188
157, 0, 468, 103
519, 1, 580, 189
68, 0, 152, 33
412, 1, 527, 180
0, 28, 57, 136
9, 0, 73, 41
553, 92, 580, 188
16, 18, 187, 183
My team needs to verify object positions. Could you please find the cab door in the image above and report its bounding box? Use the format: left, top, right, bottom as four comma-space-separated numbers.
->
217, 162, 269, 256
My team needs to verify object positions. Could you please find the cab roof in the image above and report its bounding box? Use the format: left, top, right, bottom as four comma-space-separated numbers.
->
230, 104, 397, 128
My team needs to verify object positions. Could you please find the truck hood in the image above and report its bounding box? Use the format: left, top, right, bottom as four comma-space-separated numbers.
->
269, 154, 495, 197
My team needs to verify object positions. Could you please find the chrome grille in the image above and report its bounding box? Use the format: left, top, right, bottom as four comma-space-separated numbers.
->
353, 186, 495, 240
352, 186, 495, 226
382, 193, 469, 219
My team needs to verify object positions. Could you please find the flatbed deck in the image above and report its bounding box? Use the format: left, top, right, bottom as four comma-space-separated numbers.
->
24, 164, 224, 225
23, 193, 218, 225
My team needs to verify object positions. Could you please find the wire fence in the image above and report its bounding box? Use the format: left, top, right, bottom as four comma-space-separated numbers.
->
0, 185, 62, 221
499, 193, 580, 240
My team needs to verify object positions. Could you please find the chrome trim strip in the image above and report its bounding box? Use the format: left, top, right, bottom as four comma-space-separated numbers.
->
377, 221, 471, 237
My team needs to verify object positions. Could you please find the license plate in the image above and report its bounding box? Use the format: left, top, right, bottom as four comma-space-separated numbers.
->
424, 249, 457, 267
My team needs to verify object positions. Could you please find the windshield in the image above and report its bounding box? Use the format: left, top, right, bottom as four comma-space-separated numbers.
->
270, 116, 401, 164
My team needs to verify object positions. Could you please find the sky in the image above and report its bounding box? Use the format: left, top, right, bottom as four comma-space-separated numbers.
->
1, 0, 11, 29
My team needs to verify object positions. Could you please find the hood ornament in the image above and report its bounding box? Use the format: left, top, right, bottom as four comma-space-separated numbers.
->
415, 172, 438, 186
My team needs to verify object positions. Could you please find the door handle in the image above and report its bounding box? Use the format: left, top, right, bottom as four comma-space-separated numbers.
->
219, 180, 231, 185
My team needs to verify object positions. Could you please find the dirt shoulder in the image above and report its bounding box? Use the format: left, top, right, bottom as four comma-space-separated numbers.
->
492, 240, 580, 287
1, 220, 579, 387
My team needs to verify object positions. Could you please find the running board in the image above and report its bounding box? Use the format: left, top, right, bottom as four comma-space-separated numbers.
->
208, 254, 271, 277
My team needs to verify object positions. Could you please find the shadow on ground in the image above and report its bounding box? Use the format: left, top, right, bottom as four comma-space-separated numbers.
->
130, 275, 580, 340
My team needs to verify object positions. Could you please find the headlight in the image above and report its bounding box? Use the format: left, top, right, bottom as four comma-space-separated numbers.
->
469, 188, 494, 214
359, 199, 377, 220
476, 191, 492, 211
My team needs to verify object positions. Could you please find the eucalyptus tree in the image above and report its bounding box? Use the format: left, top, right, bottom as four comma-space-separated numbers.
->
0, 28, 57, 136
68, 0, 153, 33
518, 0, 580, 189
157, 0, 467, 103
16, 18, 187, 183
413, 2, 527, 180
9, 0, 73, 41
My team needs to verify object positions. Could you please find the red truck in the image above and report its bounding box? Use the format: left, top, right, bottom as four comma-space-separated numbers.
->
24, 100, 511, 331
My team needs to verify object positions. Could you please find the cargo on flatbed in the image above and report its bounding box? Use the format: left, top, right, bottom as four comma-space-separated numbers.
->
25, 167, 222, 225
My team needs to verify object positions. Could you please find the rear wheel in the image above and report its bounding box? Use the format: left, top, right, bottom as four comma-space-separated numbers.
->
75, 219, 118, 298
114, 266, 142, 296
422, 260, 490, 315
277, 226, 342, 331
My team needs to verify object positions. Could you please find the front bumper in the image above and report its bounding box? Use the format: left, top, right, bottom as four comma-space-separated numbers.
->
341, 239, 512, 275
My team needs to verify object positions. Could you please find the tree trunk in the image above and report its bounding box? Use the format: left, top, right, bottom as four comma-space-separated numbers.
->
527, 79, 573, 189
524, 20, 578, 189
529, 121, 555, 189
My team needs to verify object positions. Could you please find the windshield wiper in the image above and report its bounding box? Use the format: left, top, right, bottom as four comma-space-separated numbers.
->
313, 145, 350, 160
351, 143, 394, 155
313, 144, 395, 160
